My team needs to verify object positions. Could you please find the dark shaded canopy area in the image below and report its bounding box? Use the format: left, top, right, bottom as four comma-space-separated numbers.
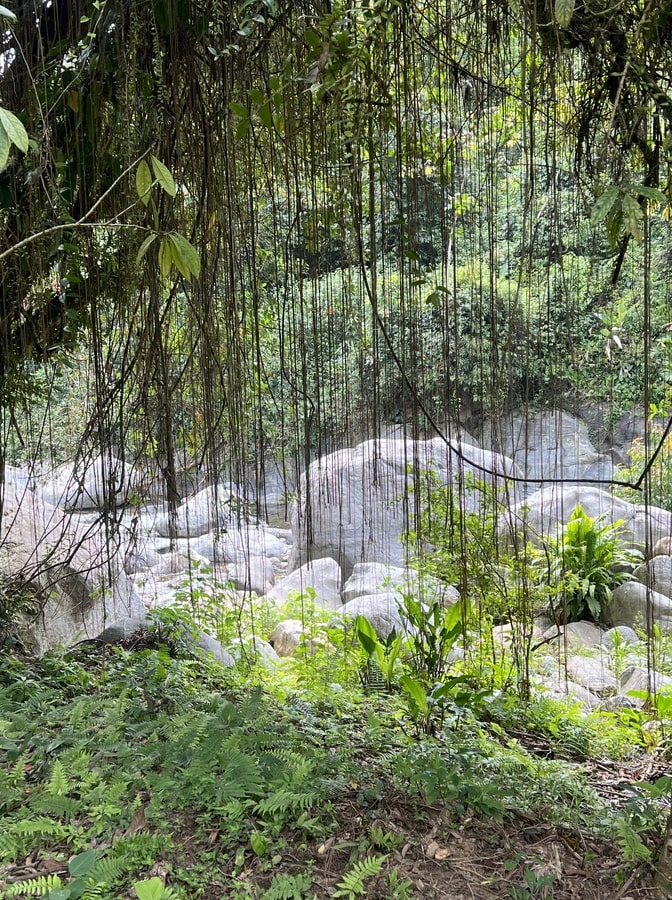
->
1, 0, 672, 503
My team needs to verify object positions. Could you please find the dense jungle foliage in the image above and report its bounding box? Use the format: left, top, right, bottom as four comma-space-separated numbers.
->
1, 0, 672, 473
4, 1, 672, 897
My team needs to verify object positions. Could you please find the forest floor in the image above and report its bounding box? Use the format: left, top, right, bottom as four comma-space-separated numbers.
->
166, 771, 661, 899
0, 637, 668, 900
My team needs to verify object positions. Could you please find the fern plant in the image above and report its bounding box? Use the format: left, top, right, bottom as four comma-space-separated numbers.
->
333, 854, 387, 898
547, 505, 641, 622
3, 848, 128, 899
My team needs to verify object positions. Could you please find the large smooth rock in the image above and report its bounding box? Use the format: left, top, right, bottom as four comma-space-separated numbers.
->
501, 484, 672, 550
191, 525, 291, 563
37, 453, 142, 511
605, 581, 672, 631
269, 619, 305, 657
482, 409, 613, 482
289, 437, 520, 579
566, 656, 617, 694
340, 592, 407, 639
540, 621, 605, 649
264, 558, 342, 610
154, 483, 249, 538
342, 562, 445, 605
632, 556, 672, 600
225, 557, 274, 595
2, 489, 144, 655
620, 666, 672, 695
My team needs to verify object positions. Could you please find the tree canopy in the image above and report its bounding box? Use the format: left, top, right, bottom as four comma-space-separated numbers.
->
1, 0, 672, 490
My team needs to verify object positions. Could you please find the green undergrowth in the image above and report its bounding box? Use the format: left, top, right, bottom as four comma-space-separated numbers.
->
0, 623, 669, 899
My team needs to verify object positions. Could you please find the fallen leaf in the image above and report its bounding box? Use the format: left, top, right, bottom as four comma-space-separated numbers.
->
41, 859, 67, 874
124, 805, 148, 837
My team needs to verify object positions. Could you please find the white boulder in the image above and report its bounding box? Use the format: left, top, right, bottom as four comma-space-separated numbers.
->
290, 437, 519, 578
263, 558, 342, 610
37, 453, 142, 511
1, 489, 144, 654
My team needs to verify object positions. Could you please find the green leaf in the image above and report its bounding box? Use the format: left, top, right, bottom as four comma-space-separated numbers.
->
633, 185, 669, 205
134, 877, 166, 900
0, 108, 28, 153
248, 88, 266, 106
0, 5, 17, 23
250, 831, 268, 855
150, 155, 177, 197
621, 193, 644, 240
400, 675, 429, 714
68, 849, 98, 878
229, 101, 249, 118
257, 102, 273, 128
0, 121, 10, 169
158, 237, 174, 281
605, 202, 623, 248
354, 615, 378, 656
554, 0, 574, 27
590, 186, 620, 225
236, 117, 251, 140
136, 159, 153, 205
168, 232, 201, 279
136, 232, 158, 265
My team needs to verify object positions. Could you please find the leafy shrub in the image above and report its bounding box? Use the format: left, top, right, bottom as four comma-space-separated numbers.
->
547, 505, 641, 622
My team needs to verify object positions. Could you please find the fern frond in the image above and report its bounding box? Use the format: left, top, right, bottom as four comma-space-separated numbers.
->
80, 886, 106, 900
262, 870, 314, 899
58, 748, 93, 778
255, 788, 321, 817
88, 856, 127, 884
3, 873, 63, 897
264, 747, 312, 776
29, 794, 79, 818
47, 759, 70, 796
9, 815, 68, 839
0, 829, 22, 862
333, 854, 387, 898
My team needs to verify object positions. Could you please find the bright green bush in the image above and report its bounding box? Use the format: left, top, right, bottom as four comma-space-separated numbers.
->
547, 505, 641, 622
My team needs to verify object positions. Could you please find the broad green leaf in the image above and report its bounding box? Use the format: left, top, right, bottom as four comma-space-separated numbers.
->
605, 202, 623, 248
0, 108, 28, 153
150, 155, 176, 197
304, 29, 323, 51
236, 116, 251, 140
257, 102, 273, 128
354, 614, 378, 656
633, 185, 669, 205
554, 0, 574, 28
158, 236, 174, 281
136, 159, 153, 205
250, 831, 268, 855
248, 88, 266, 106
0, 121, 10, 169
167, 235, 192, 279
134, 877, 166, 900
43, 889, 69, 900
590, 186, 620, 225
135, 232, 158, 265
400, 675, 429, 715
441, 598, 468, 647
0, 5, 17, 23
229, 102, 249, 118
621, 193, 643, 240
68, 849, 98, 877
168, 232, 201, 279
